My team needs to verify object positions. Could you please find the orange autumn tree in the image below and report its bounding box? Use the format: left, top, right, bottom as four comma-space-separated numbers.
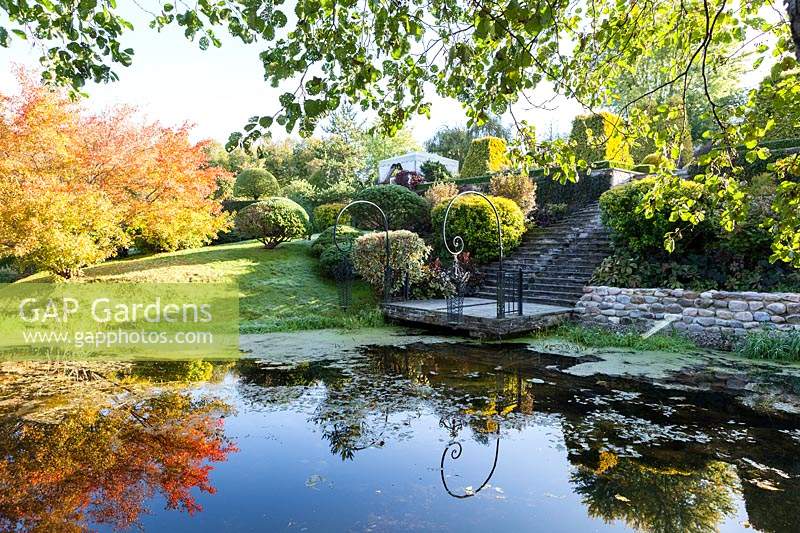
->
0, 70, 232, 277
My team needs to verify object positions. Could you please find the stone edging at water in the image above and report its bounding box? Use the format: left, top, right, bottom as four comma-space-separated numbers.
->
575, 286, 800, 348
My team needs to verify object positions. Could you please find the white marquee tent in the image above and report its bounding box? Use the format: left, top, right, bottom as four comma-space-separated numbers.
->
376, 151, 459, 184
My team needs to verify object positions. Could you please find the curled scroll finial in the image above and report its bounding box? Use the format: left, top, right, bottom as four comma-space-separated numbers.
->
441, 191, 504, 264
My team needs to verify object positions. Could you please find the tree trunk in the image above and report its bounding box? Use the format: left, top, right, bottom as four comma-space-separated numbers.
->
789, 0, 800, 61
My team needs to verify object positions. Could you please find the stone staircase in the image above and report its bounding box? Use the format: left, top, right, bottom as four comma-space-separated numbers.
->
475, 202, 611, 307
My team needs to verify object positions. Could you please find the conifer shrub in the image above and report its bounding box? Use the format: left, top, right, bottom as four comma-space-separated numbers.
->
489, 171, 537, 215
423, 181, 459, 208
460, 136, 509, 178
310, 225, 362, 257
351, 230, 431, 293
313, 203, 349, 233
569, 112, 632, 166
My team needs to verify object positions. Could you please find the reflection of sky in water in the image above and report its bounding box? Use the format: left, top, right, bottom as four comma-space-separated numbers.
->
138, 383, 637, 532
10, 344, 799, 532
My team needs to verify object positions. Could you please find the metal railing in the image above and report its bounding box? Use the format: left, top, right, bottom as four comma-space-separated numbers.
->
497, 268, 528, 317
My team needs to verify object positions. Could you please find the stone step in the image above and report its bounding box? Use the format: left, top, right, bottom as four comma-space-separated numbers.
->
543, 267, 596, 275
519, 239, 609, 250
476, 202, 606, 307
514, 252, 608, 262
516, 243, 610, 251
534, 275, 591, 284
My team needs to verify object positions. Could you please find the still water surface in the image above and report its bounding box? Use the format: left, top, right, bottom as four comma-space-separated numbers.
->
2, 343, 799, 532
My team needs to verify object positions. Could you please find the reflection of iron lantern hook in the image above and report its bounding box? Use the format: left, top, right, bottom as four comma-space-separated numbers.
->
439, 429, 501, 499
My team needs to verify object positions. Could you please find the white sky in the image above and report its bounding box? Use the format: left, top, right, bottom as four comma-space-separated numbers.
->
0, 2, 773, 146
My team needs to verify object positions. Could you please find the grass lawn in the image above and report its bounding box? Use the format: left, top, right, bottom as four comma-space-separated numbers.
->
19, 240, 383, 334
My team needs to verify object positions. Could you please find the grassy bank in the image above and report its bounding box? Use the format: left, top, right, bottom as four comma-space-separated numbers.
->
20, 240, 382, 334
736, 331, 800, 362
539, 324, 698, 353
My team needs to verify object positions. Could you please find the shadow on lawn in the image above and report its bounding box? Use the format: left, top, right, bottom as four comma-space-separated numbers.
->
17, 240, 380, 333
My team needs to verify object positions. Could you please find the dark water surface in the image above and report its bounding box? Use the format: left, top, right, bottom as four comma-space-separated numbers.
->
2, 343, 800, 532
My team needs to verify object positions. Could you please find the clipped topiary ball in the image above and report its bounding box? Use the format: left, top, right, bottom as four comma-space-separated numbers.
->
350, 185, 430, 232
235, 197, 310, 248
234, 168, 281, 200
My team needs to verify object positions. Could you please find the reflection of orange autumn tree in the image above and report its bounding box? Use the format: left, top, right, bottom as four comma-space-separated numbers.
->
0, 392, 236, 532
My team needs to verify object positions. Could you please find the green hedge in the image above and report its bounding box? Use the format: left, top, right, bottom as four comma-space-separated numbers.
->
689, 139, 800, 179
756, 137, 800, 150
739, 146, 800, 179
416, 175, 491, 192
533, 171, 613, 212
591, 159, 635, 170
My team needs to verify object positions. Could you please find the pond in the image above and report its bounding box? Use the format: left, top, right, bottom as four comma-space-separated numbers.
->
2, 341, 800, 532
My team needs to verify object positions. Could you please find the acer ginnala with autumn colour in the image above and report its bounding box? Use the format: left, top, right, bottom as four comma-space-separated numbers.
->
0, 70, 232, 278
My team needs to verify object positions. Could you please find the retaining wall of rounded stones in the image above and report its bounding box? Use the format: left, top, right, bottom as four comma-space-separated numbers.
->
575, 286, 800, 347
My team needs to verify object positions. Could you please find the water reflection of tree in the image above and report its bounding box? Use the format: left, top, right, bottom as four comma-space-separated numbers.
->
234, 348, 538, 460
0, 391, 236, 532
123, 359, 232, 383
233, 344, 800, 531
310, 358, 423, 461
313, 348, 536, 460
570, 451, 737, 533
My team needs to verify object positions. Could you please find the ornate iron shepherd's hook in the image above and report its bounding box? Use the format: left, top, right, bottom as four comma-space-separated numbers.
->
441, 191, 505, 318
333, 200, 392, 303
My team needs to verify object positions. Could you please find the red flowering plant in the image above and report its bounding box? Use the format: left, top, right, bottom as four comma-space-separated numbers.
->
394, 170, 425, 190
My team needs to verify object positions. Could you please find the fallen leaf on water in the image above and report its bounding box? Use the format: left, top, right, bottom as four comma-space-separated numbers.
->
750, 479, 782, 491
305, 474, 325, 489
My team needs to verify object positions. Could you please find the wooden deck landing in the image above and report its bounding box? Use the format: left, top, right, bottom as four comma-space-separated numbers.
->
382, 298, 573, 338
